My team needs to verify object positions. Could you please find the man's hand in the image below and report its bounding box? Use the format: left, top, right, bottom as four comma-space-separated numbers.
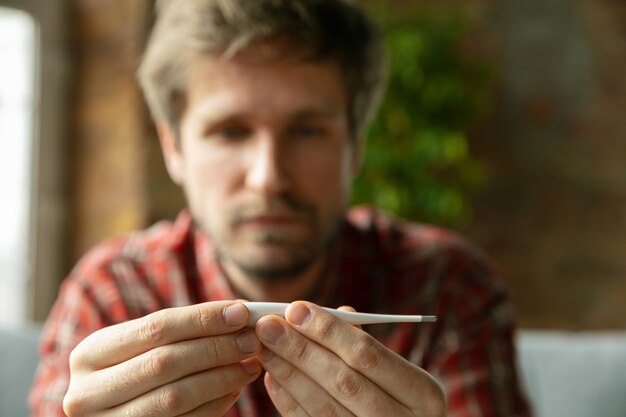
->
63, 301, 262, 416
255, 301, 446, 417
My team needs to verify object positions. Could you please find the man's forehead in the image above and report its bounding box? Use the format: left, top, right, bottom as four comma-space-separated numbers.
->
184, 88, 346, 126
184, 51, 345, 105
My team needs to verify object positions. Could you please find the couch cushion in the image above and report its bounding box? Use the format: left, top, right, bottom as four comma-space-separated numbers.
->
0, 326, 41, 417
516, 330, 626, 417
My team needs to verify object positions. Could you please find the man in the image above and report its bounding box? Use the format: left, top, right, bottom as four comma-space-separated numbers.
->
30, 1, 532, 416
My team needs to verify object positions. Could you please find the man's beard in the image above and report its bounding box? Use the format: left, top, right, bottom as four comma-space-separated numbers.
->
220, 226, 341, 282
196, 195, 344, 283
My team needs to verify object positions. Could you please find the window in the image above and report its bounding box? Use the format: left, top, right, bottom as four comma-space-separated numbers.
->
0, 7, 38, 327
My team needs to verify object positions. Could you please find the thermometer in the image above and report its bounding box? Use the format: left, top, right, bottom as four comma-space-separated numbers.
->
243, 302, 437, 327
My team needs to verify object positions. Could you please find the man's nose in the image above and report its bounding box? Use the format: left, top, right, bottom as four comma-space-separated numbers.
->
245, 135, 290, 195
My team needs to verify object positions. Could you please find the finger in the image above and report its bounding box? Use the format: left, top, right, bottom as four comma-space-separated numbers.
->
86, 330, 261, 409
264, 372, 311, 417
285, 302, 444, 413
256, 316, 410, 417
179, 391, 241, 417
73, 301, 250, 369
337, 305, 362, 330
100, 360, 261, 417
259, 348, 352, 417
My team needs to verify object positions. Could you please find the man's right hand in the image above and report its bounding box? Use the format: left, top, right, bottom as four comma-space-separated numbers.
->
63, 301, 262, 416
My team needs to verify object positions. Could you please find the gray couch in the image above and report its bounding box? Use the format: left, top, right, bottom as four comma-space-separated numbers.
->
0, 326, 40, 417
2, 326, 625, 417
516, 331, 626, 417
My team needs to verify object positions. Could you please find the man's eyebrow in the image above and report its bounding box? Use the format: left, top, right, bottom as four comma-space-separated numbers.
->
198, 109, 344, 123
290, 108, 344, 120
191, 109, 251, 125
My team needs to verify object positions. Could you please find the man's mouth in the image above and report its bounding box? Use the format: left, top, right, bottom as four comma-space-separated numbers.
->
237, 214, 304, 227
230, 197, 315, 231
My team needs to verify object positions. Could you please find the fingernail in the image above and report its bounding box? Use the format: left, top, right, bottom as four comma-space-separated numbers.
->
258, 347, 275, 362
236, 331, 260, 353
287, 302, 311, 326
224, 303, 248, 326
243, 359, 260, 375
256, 319, 285, 344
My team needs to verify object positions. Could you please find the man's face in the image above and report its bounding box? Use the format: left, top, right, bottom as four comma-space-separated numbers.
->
161, 47, 357, 281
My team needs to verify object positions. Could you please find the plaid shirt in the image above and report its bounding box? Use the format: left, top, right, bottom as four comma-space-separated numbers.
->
30, 206, 532, 417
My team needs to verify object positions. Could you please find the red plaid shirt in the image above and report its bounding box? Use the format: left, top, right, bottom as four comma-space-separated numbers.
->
30, 206, 532, 417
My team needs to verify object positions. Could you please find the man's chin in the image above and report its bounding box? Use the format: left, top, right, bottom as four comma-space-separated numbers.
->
219, 243, 319, 282
230, 256, 316, 282
213, 218, 342, 282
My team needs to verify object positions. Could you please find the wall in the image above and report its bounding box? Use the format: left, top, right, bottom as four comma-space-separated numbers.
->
68, 0, 186, 267
61, 0, 626, 329
461, 0, 626, 329
69, 0, 152, 262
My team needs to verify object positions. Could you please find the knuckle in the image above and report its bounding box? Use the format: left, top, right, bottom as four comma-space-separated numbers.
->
272, 384, 302, 415
281, 396, 301, 414
68, 331, 99, 371
194, 304, 218, 332
63, 390, 86, 416
142, 349, 174, 378
158, 386, 185, 414
319, 403, 342, 417
214, 363, 258, 392
274, 361, 298, 383
214, 364, 236, 387
62, 394, 76, 416
138, 314, 166, 344
68, 346, 84, 371
351, 336, 383, 370
334, 369, 362, 398
291, 338, 309, 362
315, 315, 338, 340
204, 338, 224, 363
363, 398, 388, 417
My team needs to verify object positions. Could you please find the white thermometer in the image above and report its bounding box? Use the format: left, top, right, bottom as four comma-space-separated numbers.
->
243, 302, 437, 327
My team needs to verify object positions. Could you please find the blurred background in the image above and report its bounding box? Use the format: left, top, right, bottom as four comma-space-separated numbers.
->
1, 0, 625, 330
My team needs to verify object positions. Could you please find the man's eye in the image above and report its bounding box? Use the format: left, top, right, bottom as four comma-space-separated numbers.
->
217, 127, 249, 139
291, 125, 326, 138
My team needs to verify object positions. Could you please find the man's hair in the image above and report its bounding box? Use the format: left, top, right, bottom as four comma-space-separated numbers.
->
137, 0, 388, 141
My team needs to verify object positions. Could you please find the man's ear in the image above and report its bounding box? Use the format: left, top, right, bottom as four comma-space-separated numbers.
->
156, 121, 184, 186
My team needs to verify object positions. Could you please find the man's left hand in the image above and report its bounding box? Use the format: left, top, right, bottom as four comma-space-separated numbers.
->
254, 301, 446, 417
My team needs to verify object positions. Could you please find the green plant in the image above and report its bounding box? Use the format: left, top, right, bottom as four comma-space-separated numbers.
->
352, 6, 491, 227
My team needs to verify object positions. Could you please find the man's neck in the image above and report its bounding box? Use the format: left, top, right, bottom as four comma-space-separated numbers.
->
221, 256, 327, 303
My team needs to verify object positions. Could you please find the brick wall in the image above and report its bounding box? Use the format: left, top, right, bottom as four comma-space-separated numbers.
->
461, 0, 626, 329
69, 0, 152, 261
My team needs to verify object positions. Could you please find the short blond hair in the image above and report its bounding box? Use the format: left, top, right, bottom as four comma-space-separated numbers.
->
137, 0, 387, 141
